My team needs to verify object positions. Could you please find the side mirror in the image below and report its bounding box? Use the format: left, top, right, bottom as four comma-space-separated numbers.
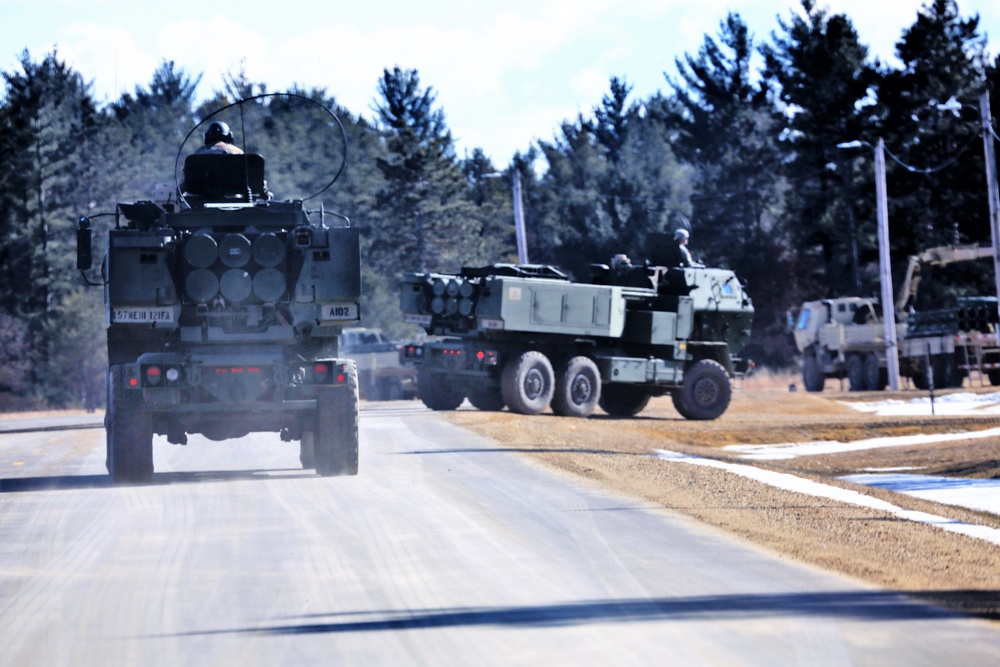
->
77, 217, 92, 270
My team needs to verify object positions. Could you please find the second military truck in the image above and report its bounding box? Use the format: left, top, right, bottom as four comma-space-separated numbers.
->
400, 237, 754, 420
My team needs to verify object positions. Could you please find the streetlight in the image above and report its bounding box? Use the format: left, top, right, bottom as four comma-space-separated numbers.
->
483, 171, 529, 264
937, 92, 1000, 346
837, 138, 902, 390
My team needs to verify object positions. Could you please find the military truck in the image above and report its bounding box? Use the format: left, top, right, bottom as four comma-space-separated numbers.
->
399, 238, 754, 420
339, 327, 418, 400
76, 94, 361, 483
792, 244, 1000, 392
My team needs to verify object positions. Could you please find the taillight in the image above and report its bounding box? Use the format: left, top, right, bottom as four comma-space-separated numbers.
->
146, 366, 162, 385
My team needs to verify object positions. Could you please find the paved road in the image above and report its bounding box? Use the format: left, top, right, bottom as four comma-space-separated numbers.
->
1, 404, 998, 666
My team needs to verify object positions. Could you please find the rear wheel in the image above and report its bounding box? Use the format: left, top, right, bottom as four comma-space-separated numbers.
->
599, 384, 650, 417
847, 354, 865, 391
106, 365, 154, 484
314, 364, 359, 477
552, 356, 601, 417
385, 377, 405, 401
299, 432, 316, 470
863, 353, 886, 391
417, 369, 465, 411
672, 359, 731, 421
501, 351, 555, 415
932, 354, 958, 389
467, 385, 506, 412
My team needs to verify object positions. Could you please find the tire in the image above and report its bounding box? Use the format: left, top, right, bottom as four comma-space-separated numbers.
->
551, 356, 601, 417
863, 353, 886, 391
846, 354, 865, 391
599, 384, 650, 417
314, 363, 359, 477
501, 350, 555, 415
385, 377, 404, 401
467, 385, 506, 412
989, 370, 1000, 387
106, 365, 154, 484
299, 432, 316, 470
417, 369, 465, 411
672, 359, 731, 421
932, 354, 958, 389
802, 352, 825, 392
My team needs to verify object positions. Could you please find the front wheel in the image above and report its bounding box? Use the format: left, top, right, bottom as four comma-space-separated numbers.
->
802, 352, 825, 392
552, 356, 601, 417
501, 351, 555, 415
672, 359, 731, 421
314, 364, 359, 477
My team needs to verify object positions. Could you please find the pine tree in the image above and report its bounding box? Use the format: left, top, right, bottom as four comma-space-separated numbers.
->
370, 67, 485, 276
874, 0, 993, 308
761, 0, 875, 299
0, 50, 101, 401
665, 14, 790, 363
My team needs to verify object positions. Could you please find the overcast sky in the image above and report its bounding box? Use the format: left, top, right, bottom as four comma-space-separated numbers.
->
2, 0, 997, 166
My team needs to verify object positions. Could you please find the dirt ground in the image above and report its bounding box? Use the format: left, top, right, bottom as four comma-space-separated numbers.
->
443, 372, 1000, 622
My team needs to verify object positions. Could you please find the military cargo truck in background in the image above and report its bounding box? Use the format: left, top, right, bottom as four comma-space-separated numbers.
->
791, 244, 1000, 392
339, 327, 417, 400
76, 95, 361, 483
399, 236, 754, 420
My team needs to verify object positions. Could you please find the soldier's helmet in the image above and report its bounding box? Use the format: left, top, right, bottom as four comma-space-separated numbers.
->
204, 121, 234, 146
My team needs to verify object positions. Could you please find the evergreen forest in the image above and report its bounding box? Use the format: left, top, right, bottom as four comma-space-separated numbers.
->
1, 0, 998, 410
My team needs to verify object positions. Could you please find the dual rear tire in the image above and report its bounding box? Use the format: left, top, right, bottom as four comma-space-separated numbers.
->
308, 362, 360, 477
106, 365, 154, 484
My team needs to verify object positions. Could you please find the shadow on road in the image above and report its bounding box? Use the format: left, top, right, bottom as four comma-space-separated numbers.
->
0, 474, 114, 492
0, 468, 317, 493
165, 590, 1000, 638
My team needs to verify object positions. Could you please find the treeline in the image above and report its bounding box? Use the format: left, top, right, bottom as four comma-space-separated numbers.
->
0, 0, 997, 409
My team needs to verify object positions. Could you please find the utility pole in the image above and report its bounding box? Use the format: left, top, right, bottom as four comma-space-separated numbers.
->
512, 170, 529, 264
980, 91, 1000, 346
875, 138, 902, 390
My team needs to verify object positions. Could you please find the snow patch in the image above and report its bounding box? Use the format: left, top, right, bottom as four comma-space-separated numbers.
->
724, 427, 1000, 460
654, 450, 1000, 546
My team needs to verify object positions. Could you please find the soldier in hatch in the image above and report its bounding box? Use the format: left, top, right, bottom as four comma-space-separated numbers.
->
196, 121, 243, 155
674, 228, 704, 268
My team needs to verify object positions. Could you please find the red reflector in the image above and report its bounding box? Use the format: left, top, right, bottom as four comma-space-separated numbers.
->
215, 368, 228, 374
231, 367, 243, 374
248, 367, 260, 373
336, 374, 346, 383
128, 377, 139, 387
477, 351, 485, 360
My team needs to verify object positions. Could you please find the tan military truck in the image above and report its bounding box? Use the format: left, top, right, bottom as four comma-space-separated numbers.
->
792, 245, 1000, 392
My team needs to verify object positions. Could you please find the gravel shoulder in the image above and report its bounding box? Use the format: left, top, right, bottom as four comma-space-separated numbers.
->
443, 375, 1000, 622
